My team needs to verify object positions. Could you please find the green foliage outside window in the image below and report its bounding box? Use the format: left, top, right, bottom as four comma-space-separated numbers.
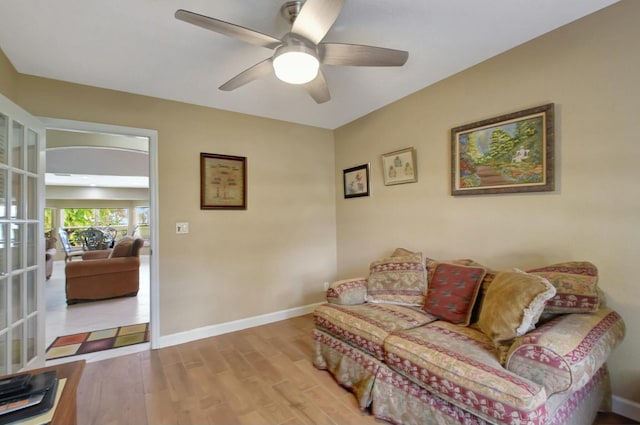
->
44, 208, 53, 229
63, 208, 128, 227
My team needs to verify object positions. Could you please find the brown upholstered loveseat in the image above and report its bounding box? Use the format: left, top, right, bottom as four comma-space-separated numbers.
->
65, 236, 144, 304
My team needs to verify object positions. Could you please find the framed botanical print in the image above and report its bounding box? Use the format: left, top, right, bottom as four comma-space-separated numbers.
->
200, 153, 247, 209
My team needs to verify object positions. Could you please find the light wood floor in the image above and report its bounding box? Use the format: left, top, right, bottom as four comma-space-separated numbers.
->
77, 314, 636, 425
78, 314, 378, 424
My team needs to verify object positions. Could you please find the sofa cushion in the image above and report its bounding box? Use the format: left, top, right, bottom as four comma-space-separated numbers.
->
109, 236, 135, 258
477, 270, 556, 355
384, 321, 548, 424
313, 303, 435, 360
527, 261, 600, 314
366, 253, 427, 306
422, 263, 486, 326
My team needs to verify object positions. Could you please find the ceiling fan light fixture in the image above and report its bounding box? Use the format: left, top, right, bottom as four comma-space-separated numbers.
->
273, 44, 319, 85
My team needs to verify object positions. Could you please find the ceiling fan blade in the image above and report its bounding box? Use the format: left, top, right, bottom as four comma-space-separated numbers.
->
291, 0, 345, 45
319, 43, 409, 66
175, 9, 281, 49
219, 58, 274, 91
305, 70, 331, 104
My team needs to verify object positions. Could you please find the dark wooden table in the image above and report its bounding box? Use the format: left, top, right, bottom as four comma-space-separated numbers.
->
3, 360, 85, 425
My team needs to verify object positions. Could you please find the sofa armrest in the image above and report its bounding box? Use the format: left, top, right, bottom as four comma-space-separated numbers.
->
326, 277, 367, 305
505, 307, 625, 395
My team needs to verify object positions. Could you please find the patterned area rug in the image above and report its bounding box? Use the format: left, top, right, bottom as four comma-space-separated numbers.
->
46, 323, 149, 360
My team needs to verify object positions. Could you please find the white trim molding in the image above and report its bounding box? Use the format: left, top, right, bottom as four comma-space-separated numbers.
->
613, 395, 640, 422
158, 302, 324, 349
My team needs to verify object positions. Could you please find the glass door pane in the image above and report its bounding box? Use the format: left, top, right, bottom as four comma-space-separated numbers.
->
0, 113, 7, 165
11, 121, 23, 170
0, 279, 6, 329
27, 176, 37, 220
26, 129, 37, 174
0, 169, 6, 219
0, 223, 6, 275
11, 275, 22, 324
11, 173, 22, 219
11, 223, 22, 271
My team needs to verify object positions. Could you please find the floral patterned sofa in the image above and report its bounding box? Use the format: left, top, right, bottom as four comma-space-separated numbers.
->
312, 250, 625, 425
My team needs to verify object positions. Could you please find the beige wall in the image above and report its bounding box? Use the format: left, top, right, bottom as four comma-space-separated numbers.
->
0, 71, 336, 335
334, 1, 639, 403
0, 49, 16, 100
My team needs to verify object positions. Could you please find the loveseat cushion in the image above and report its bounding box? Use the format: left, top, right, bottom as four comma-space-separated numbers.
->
314, 303, 435, 360
384, 321, 548, 424
109, 236, 135, 258
527, 261, 600, 314
506, 306, 625, 395
366, 252, 427, 306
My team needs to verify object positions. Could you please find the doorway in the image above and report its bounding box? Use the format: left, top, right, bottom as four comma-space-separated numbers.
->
40, 118, 159, 361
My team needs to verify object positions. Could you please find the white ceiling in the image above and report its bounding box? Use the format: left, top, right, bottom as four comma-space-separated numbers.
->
46, 146, 149, 188
0, 0, 618, 129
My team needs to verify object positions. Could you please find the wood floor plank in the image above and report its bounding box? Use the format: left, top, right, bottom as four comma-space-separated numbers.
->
197, 342, 231, 375
272, 380, 331, 425
144, 389, 178, 425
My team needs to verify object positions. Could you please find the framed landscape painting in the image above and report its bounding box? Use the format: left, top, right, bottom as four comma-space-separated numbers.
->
451, 103, 555, 196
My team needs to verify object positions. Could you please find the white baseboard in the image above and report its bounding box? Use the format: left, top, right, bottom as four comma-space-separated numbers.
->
613, 395, 640, 422
157, 302, 324, 349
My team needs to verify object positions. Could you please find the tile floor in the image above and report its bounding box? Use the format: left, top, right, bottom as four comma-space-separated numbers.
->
44, 255, 151, 365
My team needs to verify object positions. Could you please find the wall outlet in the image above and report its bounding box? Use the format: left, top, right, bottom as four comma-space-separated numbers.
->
176, 222, 189, 234
323, 281, 329, 291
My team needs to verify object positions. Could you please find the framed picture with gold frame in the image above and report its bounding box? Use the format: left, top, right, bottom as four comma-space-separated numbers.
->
381, 147, 417, 185
451, 103, 554, 196
200, 153, 247, 210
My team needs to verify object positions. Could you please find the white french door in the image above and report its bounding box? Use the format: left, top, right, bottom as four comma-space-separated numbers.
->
0, 93, 46, 374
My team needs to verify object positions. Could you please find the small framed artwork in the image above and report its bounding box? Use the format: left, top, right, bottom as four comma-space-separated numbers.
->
451, 103, 555, 196
381, 147, 417, 185
343, 163, 370, 198
200, 153, 247, 210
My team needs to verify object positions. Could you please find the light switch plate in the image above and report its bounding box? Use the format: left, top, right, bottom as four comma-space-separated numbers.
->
176, 222, 189, 234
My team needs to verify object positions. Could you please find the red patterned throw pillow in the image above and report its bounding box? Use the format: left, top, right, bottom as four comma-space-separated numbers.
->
422, 263, 487, 326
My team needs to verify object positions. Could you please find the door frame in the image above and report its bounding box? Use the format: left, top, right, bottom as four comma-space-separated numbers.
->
39, 118, 160, 349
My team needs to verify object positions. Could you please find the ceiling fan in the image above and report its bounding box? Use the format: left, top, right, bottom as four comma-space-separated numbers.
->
175, 0, 409, 104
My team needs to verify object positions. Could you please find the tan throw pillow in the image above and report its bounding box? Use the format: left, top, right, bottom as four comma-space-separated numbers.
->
477, 270, 556, 345
109, 236, 135, 258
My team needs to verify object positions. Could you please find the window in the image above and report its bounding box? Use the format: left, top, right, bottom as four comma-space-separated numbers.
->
62, 208, 128, 228
44, 208, 53, 237
135, 207, 149, 225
